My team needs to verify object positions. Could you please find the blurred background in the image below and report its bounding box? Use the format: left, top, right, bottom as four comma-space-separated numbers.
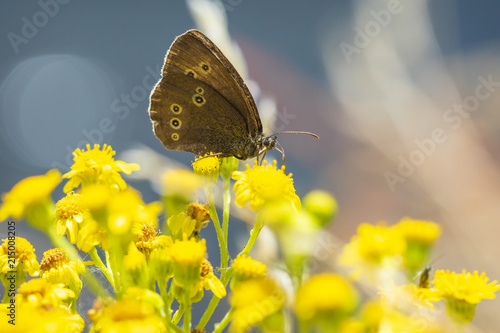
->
1, 0, 500, 331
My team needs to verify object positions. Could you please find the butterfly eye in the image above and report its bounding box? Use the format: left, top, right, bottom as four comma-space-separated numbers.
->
196, 87, 204, 94
171, 133, 179, 141
186, 70, 196, 78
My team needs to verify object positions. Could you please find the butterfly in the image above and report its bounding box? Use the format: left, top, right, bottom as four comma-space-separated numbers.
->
149, 30, 317, 162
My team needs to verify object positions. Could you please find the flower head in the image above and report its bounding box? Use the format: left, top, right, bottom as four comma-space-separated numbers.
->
55, 192, 89, 244
62, 144, 140, 193
339, 222, 406, 280
295, 273, 359, 323
232, 160, 300, 211
0, 169, 61, 225
395, 217, 442, 244
0, 237, 39, 281
161, 169, 202, 199
230, 278, 285, 333
432, 269, 500, 324
231, 254, 267, 283
17, 278, 75, 309
192, 155, 220, 187
198, 259, 226, 298
90, 299, 167, 333
40, 248, 85, 297
170, 238, 206, 287
133, 221, 171, 258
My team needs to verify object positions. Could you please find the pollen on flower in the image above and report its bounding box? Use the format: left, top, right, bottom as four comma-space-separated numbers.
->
40, 248, 85, 292
232, 254, 267, 280
232, 160, 301, 211
55, 192, 88, 244
0, 169, 61, 221
62, 144, 140, 193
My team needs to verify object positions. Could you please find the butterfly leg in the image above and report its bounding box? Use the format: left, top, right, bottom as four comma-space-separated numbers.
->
275, 141, 286, 165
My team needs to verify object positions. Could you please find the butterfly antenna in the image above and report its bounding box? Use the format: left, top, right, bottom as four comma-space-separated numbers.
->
272, 131, 319, 139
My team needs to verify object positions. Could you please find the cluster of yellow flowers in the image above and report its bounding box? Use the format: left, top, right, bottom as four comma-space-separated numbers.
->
0, 144, 498, 332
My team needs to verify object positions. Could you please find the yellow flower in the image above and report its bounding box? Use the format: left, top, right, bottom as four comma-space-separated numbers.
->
338, 222, 406, 280
231, 254, 267, 282
0, 169, 61, 225
230, 278, 285, 333
55, 192, 89, 244
40, 248, 85, 297
197, 259, 226, 298
232, 160, 301, 211
81, 184, 153, 236
149, 247, 173, 284
0, 303, 84, 333
295, 273, 359, 324
62, 144, 140, 193
0, 237, 39, 280
397, 284, 442, 309
167, 202, 211, 240
161, 169, 202, 199
124, 242, 147, 272
90, 299, 167, 333
133, 221, 172, 258
432, 269, 500, 324
395, 217, 442, 244
170, 238, 206, 287
192, 154, 220, 187
303, 190, 338, 227
17, 278, 75, 309
76, 217, 108, 252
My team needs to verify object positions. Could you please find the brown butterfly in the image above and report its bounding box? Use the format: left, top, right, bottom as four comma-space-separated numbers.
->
149, 30, 317, 162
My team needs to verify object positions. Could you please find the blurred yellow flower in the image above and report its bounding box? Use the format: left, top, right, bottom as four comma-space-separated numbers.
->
90, 299, 167, 333
0, 302, 84, 333
230, 278, 285, 333
62, 144, 139, 193
76, 218, 108, 252
231, 254, 267, 282
339, 222, 406, 280
192, 154, 220, 187
395, 217, 442, 244
17, 278, 75, 309
170, 238, 206, 287
40, 248, 85, 297
295, 273, 359, 322
0, 237, 39, 280
124, 242, 147, 272
161, 169, 202, 199
232, 160, 300, 211
0, 169, 61, 223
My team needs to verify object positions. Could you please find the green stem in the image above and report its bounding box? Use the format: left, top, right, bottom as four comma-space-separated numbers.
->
205, 187, 229, 270
213, 308, 234, 333
222, 176, 231, 268
89, 247, 114, 290
158, 278, 171, 319
183, 287, 192, 333
240, 215, 264, 256
46, 227, 109, 297
172, 305, 184, 325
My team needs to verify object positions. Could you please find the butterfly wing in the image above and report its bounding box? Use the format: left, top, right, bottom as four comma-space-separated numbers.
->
152, 29, 262, 136
150, 73, 259, 159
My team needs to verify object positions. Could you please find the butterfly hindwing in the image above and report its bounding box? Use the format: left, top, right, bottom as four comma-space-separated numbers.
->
150, 73, 258, 158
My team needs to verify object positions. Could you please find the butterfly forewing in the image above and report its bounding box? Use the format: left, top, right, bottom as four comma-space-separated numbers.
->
160, 30, 261, 134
